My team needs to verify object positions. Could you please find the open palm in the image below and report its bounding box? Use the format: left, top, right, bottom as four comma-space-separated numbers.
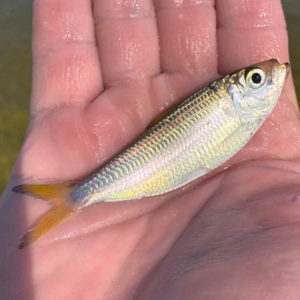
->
1, 0, 300, 299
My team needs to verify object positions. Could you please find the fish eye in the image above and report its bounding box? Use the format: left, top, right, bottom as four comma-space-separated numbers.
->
245, 68, 266, 89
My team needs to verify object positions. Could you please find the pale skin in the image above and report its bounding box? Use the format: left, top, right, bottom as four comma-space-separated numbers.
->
1, 0, 300, 299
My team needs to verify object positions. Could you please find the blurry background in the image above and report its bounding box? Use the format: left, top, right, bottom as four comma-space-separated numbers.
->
0, 0, 299, 193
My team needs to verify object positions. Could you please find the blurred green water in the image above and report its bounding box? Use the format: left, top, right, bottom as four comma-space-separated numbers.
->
284, 0, 300, 94
0, 0, 299, 193
0, 0, 31, 192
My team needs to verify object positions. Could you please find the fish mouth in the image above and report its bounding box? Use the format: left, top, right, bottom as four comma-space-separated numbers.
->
279, 62, 290, 80
270, 59, 290, 83
269, 59, 290, 74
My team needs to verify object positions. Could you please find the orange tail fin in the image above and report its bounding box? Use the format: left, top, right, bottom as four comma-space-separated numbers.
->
13, 183, 75, 249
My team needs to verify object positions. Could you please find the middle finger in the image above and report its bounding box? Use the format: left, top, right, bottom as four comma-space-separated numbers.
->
155, 0, 217, 82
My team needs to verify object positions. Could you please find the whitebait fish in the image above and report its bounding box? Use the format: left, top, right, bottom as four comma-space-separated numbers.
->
13, 59, 289, 248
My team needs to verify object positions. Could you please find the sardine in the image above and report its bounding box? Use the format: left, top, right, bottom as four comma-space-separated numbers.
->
13, 59, 290, 248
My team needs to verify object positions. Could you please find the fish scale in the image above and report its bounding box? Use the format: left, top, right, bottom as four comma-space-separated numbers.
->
72, 86, 221, 203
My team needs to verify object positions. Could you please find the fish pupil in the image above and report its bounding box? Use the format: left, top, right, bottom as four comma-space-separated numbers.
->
252, 73, 262, 84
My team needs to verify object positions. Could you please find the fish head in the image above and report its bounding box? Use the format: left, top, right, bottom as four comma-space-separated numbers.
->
226, 59, 290, 123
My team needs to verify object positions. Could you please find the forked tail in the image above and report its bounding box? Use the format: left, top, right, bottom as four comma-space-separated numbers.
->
13, 183, 75, 249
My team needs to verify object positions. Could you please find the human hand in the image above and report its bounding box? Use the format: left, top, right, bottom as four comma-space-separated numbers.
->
1, 0, 300, 299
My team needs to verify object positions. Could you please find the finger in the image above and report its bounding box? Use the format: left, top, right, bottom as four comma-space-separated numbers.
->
93, 0, 160, 88
31, 0, 102, 116
216, 0, 300, 162
154, 0, 217, 94
216, 0, 288, 72
216, 0, 298, 110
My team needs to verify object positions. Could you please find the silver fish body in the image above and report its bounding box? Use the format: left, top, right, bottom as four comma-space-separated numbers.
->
13, 59, 290, 248
71, 59, 289, 207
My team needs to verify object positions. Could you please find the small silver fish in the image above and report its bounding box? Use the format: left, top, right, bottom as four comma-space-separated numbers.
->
13, 59, 289, 248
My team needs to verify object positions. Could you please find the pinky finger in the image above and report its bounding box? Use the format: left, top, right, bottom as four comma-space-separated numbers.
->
31, 0, 103, 116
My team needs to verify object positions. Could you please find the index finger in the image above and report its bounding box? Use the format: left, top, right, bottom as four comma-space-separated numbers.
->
216, 0, 287, 72
216, 0, 298, 109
